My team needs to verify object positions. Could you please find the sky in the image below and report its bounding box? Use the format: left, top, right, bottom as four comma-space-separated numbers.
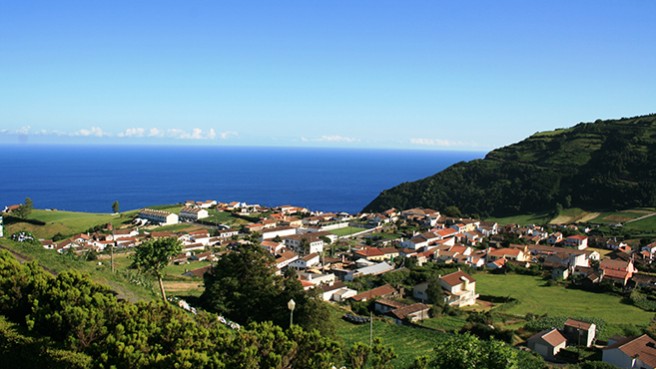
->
1, 1, 654, 151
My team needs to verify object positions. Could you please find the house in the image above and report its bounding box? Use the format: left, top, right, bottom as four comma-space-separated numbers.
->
300, 272, 335, 286
217, 229, 239, 239
344, 262, 395, 281
261, 226, 297, 240
439, 270, 478, 307
40, 239, 56, 250
138, 209, 179, 225
486, 247, 528, 263
320, 282, 357, 302
563, 318, 596, 347
261, 240, 285, 255
275, 251, 299, 272
527, 328, 568, 360
528, 244, 599, 268
603, 334, 656, 369
183, 265, 212, 278
290, 253, 321, 269
388, 303, 430, 323
547, 232, 563, 245
179, 207, 209, 221
374, 298, 406, 314
111, 228, 138, 240
600, 258, 637, 286
354, 247, 386, 261
283, 233, 324, 255
350, 284, 398, 302
564, 235, 588, 250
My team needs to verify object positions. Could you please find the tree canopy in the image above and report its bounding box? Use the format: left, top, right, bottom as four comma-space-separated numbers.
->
131, 237, 182, 301
200, 243, 334, 335
364, 114, 656, 217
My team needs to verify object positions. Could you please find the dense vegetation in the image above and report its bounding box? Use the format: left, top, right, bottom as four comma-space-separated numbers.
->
364, 114, 656, 217
0, 245, 550, 368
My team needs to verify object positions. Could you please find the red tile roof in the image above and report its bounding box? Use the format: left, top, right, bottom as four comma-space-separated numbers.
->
564, 319, 593, 330
440, 270, 475, 287
541, 329, 567, 347
604, 334, 656, 367
350, 284, 397, 302
388, 303, 429, 320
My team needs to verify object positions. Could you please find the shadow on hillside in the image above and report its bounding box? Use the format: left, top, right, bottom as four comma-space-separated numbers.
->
2, 215, 46, 226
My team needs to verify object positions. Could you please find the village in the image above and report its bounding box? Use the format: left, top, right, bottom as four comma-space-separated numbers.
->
3, 200, 656, 368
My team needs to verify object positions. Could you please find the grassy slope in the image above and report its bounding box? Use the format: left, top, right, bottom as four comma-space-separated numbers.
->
4, 210, 127, 239
330, 226, 367, 236
0, 239, 155, 302
475, 273, 653, 339
329, 305, 443, 368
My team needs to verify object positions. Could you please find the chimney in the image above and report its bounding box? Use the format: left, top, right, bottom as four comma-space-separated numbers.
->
460, 276, 469, 290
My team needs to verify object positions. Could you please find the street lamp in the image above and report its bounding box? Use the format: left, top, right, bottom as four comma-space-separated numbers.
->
287, 298, 296, 327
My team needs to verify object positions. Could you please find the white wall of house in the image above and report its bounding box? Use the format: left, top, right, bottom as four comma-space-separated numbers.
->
603, 348, 640, 369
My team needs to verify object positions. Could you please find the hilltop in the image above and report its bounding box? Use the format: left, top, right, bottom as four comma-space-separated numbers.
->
364, 114, 656, 217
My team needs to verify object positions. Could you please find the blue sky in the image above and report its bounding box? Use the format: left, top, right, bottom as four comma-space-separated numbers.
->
1, 1, 654, 150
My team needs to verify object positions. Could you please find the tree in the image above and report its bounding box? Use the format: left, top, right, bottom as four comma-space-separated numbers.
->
13, 197, 33, 219
443, 205, 462, 218
427, 333, 534, 369
112, 200, 119, 214
131, 237, 182, 301
200, 244, 333, 334
425, 278, 447, 316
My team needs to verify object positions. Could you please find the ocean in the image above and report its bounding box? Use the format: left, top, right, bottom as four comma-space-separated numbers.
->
1, 145, 483, 214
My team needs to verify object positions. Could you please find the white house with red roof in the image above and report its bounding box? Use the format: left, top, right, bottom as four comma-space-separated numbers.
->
564, 235, 588, 250
600, 258, 636, 286
527, 328, 568, 359
438, 270, 478, 307
603, 334, 656, 369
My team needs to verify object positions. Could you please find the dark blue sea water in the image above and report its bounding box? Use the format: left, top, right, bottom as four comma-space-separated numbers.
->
1, 145, 483, 214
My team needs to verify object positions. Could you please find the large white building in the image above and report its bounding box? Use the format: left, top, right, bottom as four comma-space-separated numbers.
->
179, 207, 209, 221
138, 209, 179, 226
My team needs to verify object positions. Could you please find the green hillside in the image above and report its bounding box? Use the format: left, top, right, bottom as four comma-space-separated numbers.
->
364, 114, 656, 217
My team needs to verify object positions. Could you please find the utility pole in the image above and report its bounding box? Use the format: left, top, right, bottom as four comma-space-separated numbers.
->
369, 311, 373, 346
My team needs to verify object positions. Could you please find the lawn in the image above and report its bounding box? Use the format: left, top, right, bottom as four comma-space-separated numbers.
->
4, 209, 126, 239
474, 273, 653, 339
330, 226, 367, 237
164, 260, 211, 277
329, 305, 444, 368
624, 214, 656, 232
485, 213, 552, 226
202, 210, 249, 226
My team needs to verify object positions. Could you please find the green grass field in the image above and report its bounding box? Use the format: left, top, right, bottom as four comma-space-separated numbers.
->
420, 315, 468, 332
485, 213, 552, 226
330, 226, 367, 237
4, 209, 127, 239
474, 273, 653, 339
329, 305, 444, 368
624, 215, 656, 232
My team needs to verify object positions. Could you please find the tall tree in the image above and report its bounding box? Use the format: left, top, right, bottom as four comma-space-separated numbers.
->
111, 200, 119, 214
131, 237, 182, 301
201, 244, 333, 334
14, 197, 33, 219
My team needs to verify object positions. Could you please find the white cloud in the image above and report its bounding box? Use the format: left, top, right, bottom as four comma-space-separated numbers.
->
75, 126, 109, 137
1, 125, 233, 142
302, 135, 360, 143
148, 128, 163, 137
165, 128, 218, 140
219, 131, 238, 140
410, 138, 475, 147
117, 127, 146, 138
